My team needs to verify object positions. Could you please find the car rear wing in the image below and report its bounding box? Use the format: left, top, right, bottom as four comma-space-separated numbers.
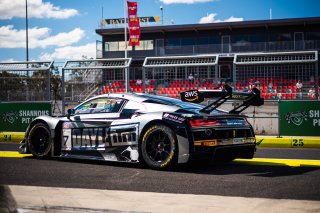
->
180, 85, 264, 114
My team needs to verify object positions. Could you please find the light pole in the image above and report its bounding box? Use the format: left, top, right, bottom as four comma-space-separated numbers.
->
160, 6, 163, 24
26, 0, 29, 101
26, 0, 29, 62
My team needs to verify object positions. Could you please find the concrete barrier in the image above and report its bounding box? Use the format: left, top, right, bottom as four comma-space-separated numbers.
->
256, 136, 320, 148
0, 132, 24, 143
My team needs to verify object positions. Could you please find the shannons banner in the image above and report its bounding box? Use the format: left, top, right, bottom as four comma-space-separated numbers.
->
127, 1, 140, 46
0, 102, 51, 132
279, 101, 320, 136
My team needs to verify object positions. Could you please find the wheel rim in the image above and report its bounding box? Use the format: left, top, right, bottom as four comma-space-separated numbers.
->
145, 129, 172, 163
29, 126, 50, 156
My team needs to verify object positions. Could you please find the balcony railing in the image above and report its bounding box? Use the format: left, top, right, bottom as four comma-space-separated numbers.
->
100, 40, 320, 59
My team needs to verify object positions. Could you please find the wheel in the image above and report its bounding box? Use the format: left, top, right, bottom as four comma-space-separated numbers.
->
140, 124, 178, 170
27, 123, 52, 159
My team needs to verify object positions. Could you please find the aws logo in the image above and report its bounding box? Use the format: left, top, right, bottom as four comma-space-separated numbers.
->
180, 90, 204, 103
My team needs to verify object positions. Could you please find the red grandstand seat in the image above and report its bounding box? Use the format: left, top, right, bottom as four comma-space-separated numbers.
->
266, 94, 271, 99
286, 93, 292, 100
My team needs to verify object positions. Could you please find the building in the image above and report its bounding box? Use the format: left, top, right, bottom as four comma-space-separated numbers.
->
96, 17, 320, 99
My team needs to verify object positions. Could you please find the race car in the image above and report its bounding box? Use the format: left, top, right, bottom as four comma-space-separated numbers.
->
19, 85, 264, 170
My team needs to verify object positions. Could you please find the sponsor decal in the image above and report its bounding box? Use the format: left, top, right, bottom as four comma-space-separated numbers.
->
180, 90, 204, 103
1, 110, 49, 125
285, 111, 308, 126
225, 119, 246, 125
2, 111, 19, 124
103, 16, 160, 25
163, 113, 185, 123
231, 94, 247, 100
62, 123, 139, 150
285, 109, 320, 127
194, 139, 218, 146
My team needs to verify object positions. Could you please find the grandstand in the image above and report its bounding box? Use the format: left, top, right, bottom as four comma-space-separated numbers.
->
96, 17, 320, 100
94, 52, 318, 100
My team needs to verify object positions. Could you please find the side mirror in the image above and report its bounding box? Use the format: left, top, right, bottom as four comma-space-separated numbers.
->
67, 109, 75, 119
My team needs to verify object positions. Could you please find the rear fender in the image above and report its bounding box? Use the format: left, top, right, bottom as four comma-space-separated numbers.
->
21, 116, 60, 155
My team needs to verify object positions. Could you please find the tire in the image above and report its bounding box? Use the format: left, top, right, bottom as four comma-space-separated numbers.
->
27, 123, 52, 159
140, 124, 178, 170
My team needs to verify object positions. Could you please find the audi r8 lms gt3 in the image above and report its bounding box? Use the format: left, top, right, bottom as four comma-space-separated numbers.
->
19, 85, 264, 170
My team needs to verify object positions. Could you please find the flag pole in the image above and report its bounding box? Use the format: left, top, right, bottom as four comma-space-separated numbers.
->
124, 0, 129, 92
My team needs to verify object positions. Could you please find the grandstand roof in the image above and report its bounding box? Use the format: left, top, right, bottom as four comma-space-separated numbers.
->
143, 55, 218, 68
96, 17, 320, 36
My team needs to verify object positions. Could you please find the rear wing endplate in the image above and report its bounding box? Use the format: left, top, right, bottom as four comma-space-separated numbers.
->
180, 85, 264, 114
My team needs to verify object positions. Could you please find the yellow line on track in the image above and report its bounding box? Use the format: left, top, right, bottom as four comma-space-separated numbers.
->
0, 151, 32, 158
234, 158, 320, 167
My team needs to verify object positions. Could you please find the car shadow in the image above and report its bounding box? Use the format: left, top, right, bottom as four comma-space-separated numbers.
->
45, 156, 320, 178
173, 160, 320, 177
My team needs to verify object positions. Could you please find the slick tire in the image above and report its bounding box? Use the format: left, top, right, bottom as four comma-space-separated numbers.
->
140, 124, 178, 170
27, 123, 52, 159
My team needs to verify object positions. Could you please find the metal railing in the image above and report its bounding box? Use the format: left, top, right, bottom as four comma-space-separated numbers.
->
0, 61, 53, 102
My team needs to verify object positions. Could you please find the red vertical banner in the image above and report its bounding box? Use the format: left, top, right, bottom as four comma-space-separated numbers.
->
127, 1, 140, 46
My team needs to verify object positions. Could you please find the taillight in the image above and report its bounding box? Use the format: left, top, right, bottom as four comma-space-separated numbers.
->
189, 119, 221, 127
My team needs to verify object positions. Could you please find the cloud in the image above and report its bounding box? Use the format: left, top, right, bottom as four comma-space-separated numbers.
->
39, 43, 96, 60
223, 16, 244, 22
199, 13, 218, 24
0, 25, 85, 48
0, 58, 17, 63
159, 0, 214, 4
0, 0, 78, 19
199, 13, 244, 23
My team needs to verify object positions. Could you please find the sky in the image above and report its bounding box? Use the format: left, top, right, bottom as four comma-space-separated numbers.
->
0, 0, 319, 64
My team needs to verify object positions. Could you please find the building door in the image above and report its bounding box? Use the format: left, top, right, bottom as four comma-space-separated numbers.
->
294, 32, 304, 50
155, 39, 164, 56
222, 35, 231, 53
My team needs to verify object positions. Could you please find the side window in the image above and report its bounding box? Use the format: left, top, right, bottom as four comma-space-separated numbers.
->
75, 98, 124, 114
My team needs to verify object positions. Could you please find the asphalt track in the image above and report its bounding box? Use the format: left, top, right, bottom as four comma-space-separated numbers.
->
1, 142, 320, 212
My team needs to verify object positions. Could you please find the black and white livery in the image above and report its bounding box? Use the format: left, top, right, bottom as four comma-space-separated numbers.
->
19, 85, 264, 170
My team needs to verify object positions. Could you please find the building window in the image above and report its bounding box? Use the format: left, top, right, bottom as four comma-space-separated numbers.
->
166, 38, 180, 48
199, 36, 220, 45
181, 38, 195, 46
105, 41, 132, 51
248, 34, 266, 43
135, 40, 154, 50
166, 38, 196, 47
232, 35, 250, 47
269, 33, 292, 51
306, 32, 320, 40
269, 33, 292, 43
